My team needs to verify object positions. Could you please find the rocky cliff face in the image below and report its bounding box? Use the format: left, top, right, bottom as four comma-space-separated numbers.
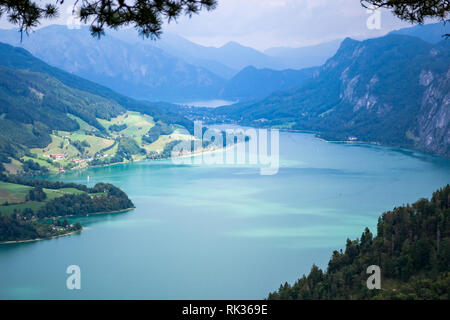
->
329, 37, 450, 157
218, 34, 450, 158
414, 66, 450, 157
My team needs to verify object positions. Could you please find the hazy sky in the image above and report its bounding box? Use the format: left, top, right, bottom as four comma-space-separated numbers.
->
0, 0, 427, 50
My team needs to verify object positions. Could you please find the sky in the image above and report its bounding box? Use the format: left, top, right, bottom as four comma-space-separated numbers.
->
0, 0, 429, 51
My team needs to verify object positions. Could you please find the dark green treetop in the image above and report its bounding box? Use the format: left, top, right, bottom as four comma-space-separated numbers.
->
0, 0, 217, 37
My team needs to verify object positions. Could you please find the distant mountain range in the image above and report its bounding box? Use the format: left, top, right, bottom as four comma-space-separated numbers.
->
0, 25, 340, 102
264, 39, 342, 70
210, 26, 450, 158
0, 22, 447, 104
111, 30, 332, 77
221, 66, 318, 101
0, 26, 227, 102
1, 22, 448, 159
389, 21, 450, 44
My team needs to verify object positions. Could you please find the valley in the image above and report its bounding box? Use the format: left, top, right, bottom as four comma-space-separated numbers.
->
0, 13, 448, 301
1, 129, 449, 298
0, 42, 202, 176
183, 31, 450, 158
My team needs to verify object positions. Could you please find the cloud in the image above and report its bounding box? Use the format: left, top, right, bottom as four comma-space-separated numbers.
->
0, 0, 425, 50
162, 0, 415, 50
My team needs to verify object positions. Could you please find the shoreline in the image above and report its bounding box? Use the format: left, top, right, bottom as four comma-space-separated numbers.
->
25, 127, 447, 179
46, 206, 136, 220
275, 128, 382, 145
0, 207, 135, 245
314, 136, 382, 146
0, 229, 82, 245
85, 207, 135, 216
45, 145, 231, 177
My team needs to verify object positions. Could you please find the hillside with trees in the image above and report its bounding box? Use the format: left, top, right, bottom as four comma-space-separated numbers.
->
210, 32, 450, 158
0, 43, 197, 174
0, 175, 134, 243
268, 185, 450, 300
221, 66, 318, 101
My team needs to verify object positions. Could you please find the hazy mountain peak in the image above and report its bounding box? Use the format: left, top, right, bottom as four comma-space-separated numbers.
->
389, 21, 450, 44
221, 41, 250, 49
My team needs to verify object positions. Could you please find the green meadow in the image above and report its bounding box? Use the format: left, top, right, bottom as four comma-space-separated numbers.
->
0, 181, 96, 216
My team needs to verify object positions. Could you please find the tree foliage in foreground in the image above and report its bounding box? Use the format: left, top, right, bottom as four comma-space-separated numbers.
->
0, 0, 217, 37
362, 0, 450, 36
268, 185, 450, 300
1, 1, 449, 39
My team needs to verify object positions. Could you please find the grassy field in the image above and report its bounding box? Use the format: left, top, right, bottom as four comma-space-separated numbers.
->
3, 158, 24, 174
98, 111, 194, 153
0, 200, 47, 215
0, 181, 48, 215
0, 181, 32, 204
65, 132, 114, 156
22, 156, 53, 168
99, 111, 155, 145
2, 111, 196, 175
143, 130, 196, 153
67, 113, 98, 132
0, 182, 104, 216
31, 134, 80, 158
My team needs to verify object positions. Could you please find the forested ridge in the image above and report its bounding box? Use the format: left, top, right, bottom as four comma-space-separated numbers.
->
0, 215, 82, 243
0, 64, 124, 160
0, 42, 194, 132
207, 34, 450, 158
269, 185, 450, 300
36, 183, 134, 218
0, 42, 195, 170
0, 174, 134, 242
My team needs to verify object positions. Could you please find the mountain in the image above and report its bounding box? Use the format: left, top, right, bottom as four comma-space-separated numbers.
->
150, 22, 448, 78
389, 22, 450, 44
0, 63, 122, 161
213, 34, 450, 158
0, 26, 344, 100
269, 185, 450, 300
264, 39, 342, 70
0, 42, 195, 173
221, 66, 318, 100
106, 30, 239, 80
210, 41, 284, 71
0, 25, 226, 102
151, 33, 240, 79
110, 29, 285, 73
0, 41, 194, 131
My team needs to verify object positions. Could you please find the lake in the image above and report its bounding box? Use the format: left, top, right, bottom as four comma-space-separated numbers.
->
174, 99, 237, 108
0, 130, 449, 299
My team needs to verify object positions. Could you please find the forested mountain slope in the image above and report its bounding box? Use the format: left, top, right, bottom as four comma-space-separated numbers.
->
0, 43, 195, 174
0, 25, 225, 101
221, 66, 318, 101
213, 34, 450, 157
0, 65, 123, 161
0, 42, 194, 131
269, 185, 450, 300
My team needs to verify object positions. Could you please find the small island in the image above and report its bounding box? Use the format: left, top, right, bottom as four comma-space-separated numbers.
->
0, 173, 134, 244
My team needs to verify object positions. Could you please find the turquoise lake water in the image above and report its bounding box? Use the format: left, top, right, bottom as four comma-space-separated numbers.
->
0, 131, 449, 299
